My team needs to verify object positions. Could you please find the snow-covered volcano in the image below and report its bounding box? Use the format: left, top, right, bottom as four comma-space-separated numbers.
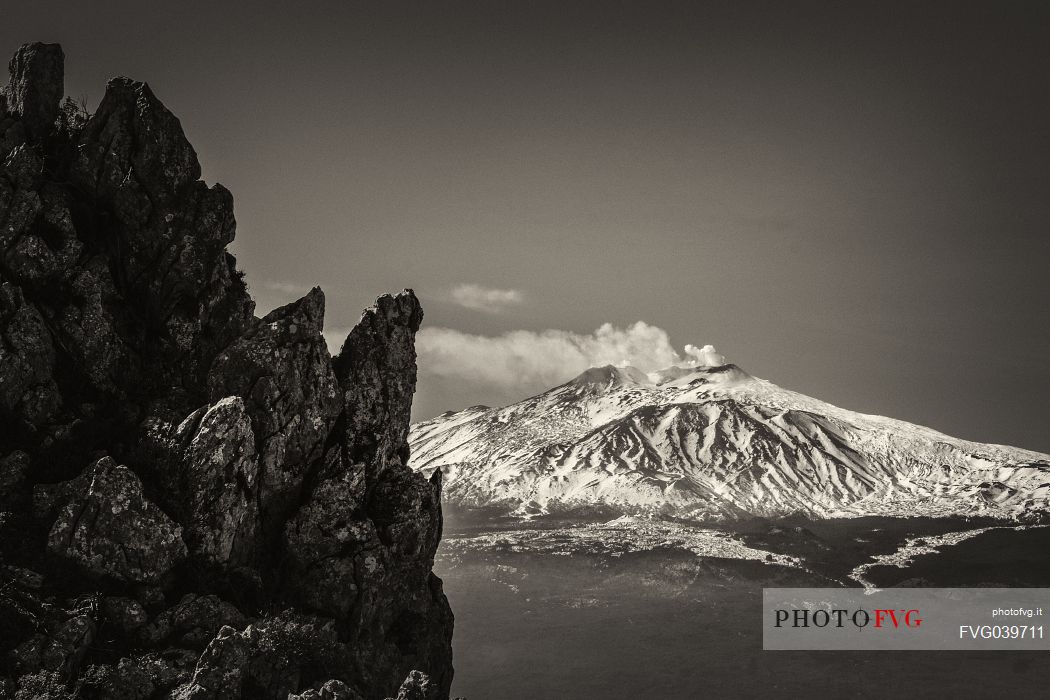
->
409, 363, 1050, 520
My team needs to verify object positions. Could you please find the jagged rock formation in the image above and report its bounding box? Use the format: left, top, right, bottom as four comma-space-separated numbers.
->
0, 42, 453, 699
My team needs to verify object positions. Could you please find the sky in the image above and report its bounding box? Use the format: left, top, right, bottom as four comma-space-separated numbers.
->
5, 1, 1049, 452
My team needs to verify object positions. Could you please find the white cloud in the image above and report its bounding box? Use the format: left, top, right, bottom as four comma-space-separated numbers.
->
448, 283, 524, 313
260, 280, 312, 296
410, 322, 725, 416
684, 343, 726, 367
321, 320, 725, 419
416, 322, 680, 392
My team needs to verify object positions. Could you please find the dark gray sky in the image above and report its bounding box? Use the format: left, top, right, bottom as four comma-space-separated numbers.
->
6, 2, 1049, 452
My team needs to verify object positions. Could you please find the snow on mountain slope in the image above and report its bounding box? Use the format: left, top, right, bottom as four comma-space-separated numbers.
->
409, 364, 1050, 520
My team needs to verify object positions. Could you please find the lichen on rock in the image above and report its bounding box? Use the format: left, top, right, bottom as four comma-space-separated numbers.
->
46, 457, 187, 585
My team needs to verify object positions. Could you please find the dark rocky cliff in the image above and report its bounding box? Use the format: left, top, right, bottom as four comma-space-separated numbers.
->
0, 43, 453, 700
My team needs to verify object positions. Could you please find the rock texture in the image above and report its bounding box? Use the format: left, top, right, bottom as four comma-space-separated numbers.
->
0, 42, 452, 699
46, 457, 187, 584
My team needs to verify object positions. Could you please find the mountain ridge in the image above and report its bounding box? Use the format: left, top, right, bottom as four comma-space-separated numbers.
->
409, 362, 1050, 521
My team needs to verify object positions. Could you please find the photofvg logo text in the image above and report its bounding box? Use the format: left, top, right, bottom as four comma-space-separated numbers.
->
774, 607, 922, 630
763, 588, 1050, 651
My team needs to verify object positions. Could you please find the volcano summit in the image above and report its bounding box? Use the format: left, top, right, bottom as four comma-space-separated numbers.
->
410, 362, 1050, 521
